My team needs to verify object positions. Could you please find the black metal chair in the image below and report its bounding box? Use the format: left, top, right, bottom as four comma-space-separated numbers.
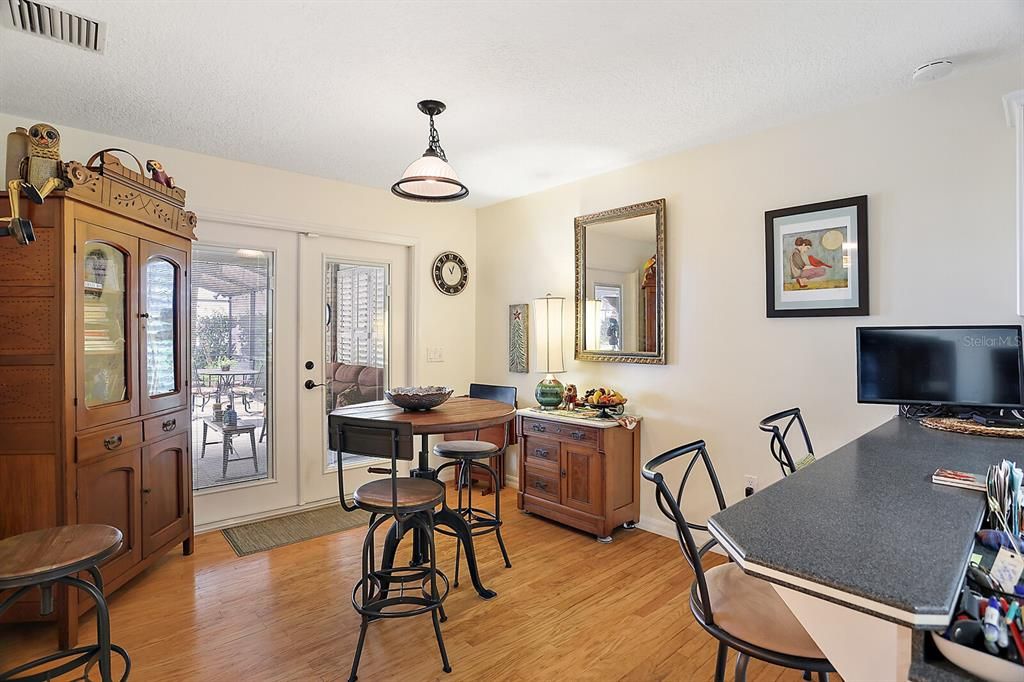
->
191, 365, 217, 410
231, 361, 265, 414
758, 408, 816, 477
432, 383, 516, 587
332, 416, 451, 682
642, 441, 832, 682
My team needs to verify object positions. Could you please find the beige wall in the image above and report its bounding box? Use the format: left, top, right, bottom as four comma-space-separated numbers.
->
474, 58, 1023, 537
0, 112, 478, 391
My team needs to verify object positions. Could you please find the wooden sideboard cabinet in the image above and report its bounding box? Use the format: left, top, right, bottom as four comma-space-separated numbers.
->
516, 410, 640, 542
0, 154, 197, 646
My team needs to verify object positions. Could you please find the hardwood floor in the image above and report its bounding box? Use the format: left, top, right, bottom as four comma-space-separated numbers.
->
1, 487, 825, 681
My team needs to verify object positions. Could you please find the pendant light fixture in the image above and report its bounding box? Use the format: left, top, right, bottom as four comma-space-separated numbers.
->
391, 100, 469, 202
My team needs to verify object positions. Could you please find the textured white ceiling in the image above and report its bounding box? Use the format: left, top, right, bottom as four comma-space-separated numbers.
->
1, 1, 1021, 206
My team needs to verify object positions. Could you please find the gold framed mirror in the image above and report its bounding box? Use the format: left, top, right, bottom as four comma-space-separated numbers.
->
575, 199, 666, 364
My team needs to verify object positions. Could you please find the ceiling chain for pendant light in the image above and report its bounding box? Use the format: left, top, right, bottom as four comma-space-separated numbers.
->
391, 100, 469, 202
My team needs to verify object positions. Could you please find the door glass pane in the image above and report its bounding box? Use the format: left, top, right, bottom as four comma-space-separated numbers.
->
190, 245, 273, 491
145, 258, 177, 396
83, 242, 128, 407
325, 261, 389, 468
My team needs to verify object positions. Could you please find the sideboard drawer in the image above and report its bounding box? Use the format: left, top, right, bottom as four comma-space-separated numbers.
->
143, 409, 188, 443
521, 417, 598, 447
523, 465, 559, 503
77, 422, 143, 463
523, 436, 559, 469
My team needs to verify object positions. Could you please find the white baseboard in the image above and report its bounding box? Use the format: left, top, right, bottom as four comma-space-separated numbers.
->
636, 514, 727, 557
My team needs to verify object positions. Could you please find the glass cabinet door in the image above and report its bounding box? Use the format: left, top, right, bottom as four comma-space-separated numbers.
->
77, 222, 139, 428
140, 241, 187, 414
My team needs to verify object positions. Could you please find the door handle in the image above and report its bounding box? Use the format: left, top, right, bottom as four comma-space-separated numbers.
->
304, 380, 325, 390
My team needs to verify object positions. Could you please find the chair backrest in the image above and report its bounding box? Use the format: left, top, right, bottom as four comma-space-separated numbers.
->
329, 415, 414, 514
758, 408, 815, 476
469, 383, 517, 406
466, 384, 517, 449
641, 440, 728, 626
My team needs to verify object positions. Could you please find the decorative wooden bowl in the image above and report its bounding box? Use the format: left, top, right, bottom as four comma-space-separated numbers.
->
385, 386, 454, 411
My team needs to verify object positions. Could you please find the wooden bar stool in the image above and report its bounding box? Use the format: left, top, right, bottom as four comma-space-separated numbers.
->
0, 524, 130, 682
332, 416, 452, 682
433, 384, 516, 587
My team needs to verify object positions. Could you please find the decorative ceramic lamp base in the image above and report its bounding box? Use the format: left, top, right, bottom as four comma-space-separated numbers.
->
535, 374, 565, 410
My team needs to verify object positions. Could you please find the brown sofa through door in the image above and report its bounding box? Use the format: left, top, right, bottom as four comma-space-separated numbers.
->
327, 362, 384, 407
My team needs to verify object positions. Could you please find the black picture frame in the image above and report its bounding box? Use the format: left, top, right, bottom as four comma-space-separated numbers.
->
765, 195, 869, 318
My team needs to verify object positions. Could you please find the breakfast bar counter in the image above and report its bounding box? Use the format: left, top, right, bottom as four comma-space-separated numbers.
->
707, 417, 1021, 680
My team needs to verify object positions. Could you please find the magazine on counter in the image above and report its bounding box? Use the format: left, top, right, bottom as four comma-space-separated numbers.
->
931, 468, 986, 492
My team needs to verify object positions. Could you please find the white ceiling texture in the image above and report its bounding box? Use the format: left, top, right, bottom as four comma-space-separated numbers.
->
1, 0, 1021, 206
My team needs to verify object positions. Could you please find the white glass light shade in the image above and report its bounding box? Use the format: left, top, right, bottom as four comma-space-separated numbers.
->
533, 295, 565, 374
391, 151, 469, 201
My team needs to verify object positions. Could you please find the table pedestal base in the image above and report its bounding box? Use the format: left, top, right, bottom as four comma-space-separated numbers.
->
380, 435, 496, 600
773, 584, 911, 682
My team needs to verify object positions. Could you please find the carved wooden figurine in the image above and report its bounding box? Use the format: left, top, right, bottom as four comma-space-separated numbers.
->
146, 159, 176, 189
2, 124, 73, 245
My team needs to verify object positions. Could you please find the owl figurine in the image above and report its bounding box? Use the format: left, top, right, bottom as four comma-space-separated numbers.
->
146, 160, 175, 189
2, 123, 69, 246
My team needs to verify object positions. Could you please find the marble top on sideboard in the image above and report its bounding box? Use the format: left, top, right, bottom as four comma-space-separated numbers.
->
517, 407, 641, 429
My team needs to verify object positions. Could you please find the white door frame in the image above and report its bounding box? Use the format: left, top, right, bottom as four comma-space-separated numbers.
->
191, 209, 421, 532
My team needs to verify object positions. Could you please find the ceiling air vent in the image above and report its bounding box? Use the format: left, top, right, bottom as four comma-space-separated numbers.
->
2, 0, 106, 53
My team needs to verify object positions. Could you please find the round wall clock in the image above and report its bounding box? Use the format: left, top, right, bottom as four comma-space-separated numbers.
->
432, 251, 468, 295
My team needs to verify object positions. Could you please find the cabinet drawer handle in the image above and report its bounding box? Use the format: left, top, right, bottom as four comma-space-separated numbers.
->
103, 435, 122, 450
570, 430, 585, 441
533, 479, 548, 491
534, 448, 550, 459
142, 488, 152, 494
531, 423, 546, 432
162, 418, 177, 432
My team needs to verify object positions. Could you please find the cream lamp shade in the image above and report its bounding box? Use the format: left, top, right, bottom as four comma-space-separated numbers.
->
533, 294, 565, 374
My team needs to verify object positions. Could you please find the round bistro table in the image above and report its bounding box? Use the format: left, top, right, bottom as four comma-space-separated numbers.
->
330, 397, 516, 599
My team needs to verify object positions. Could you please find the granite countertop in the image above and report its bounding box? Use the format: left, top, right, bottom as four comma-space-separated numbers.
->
708, 417, 1021, 626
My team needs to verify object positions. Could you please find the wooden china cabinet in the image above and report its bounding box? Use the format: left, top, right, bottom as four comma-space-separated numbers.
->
0, 152, 197, 646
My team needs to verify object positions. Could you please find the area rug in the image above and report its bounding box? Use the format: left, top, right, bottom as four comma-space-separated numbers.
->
222, 505, 371, 557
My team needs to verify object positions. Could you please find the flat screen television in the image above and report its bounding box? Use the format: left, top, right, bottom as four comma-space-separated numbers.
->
857, 326, 1024, 408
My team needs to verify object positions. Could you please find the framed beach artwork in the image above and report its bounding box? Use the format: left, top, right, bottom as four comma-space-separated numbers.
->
509, 303, 529, 373
765, 195, 869, 318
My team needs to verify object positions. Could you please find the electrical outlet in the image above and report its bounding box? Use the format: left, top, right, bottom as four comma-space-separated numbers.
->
744, 475, 758, 497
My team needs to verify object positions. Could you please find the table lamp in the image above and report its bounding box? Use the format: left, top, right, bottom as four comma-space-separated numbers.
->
533, 294, 566, 409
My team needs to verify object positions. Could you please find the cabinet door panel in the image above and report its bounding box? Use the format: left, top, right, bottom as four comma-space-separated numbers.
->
139, 241, 188, 415
77, 449, 142, 582
561, 446, 603, 517
142, 432, 189, 557
76, 221, 139, 429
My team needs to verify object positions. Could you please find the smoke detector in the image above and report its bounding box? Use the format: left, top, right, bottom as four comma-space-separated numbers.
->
2, 0, 106, 53
912, 60, 954, 83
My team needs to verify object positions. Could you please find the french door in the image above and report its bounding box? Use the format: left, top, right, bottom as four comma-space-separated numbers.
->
192, 222, 410, 529
191, 221, 297, 529
297, 234, 410, 504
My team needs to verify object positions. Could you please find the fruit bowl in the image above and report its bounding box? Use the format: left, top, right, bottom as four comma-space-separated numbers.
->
582, 388, 627, 418
385, 386, 453, 411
